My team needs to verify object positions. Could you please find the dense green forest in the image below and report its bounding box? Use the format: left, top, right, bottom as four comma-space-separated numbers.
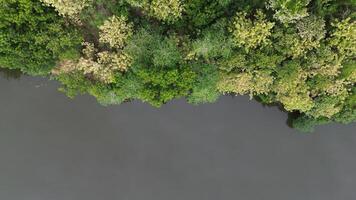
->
0, 0, 355, 131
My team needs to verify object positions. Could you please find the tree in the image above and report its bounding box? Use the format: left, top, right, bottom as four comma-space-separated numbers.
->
188, 63, 220, 104
274, 61, 314, 112
123, 28, 196, 106
126, 0, 183, 23
296, 15, 326, 51
3, 0, 354, 131
187, 20, 233, 61
329, 17, 356, 58
40, 0, 91, 18
267, 0, 311, 23
99, 15, 133, 49
230, 10, 274, 51
304, 44, 342, 77
183, 0, 233, 27
54, 41, 132, 84
217, 69, 274, 96
150, 0, 184, 23
273, 16, 326, 59
0, 0, 82, 75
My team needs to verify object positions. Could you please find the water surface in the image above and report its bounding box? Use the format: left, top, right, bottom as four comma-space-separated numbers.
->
0, 75, 355, 200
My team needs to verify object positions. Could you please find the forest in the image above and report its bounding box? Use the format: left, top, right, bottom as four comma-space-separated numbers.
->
0, 0, 355, 132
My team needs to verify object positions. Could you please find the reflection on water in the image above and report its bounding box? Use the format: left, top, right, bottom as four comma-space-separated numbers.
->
0, 68, 344, 130
0, 68, 22, 79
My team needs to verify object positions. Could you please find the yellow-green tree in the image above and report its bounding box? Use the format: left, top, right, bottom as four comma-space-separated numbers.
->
40, 0, 91, 18
267, 0, 311, 23
330, 18, 356, 58
126, 0, 183, 23
99, 15, 133, 49
231, 10, 274, 51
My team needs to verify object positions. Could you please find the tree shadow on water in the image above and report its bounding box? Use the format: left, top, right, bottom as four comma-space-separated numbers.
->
0, 68, 22, 80
253, 95, 301, 129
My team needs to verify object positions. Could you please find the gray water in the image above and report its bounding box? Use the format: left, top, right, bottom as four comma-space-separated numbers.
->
0, 75, 355, 200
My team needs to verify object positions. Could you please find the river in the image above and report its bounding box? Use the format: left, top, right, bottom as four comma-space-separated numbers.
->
0, 74, 355, 200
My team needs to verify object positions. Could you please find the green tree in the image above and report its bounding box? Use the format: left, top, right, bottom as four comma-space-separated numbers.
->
0, 0, 82, 75
188, 63, 220, 104
187, 20, 233, 60
124, 28, 196, 106
183, 0, 233, 27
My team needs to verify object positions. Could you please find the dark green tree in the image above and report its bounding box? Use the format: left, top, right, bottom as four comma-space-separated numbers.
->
0, 0, 82, 75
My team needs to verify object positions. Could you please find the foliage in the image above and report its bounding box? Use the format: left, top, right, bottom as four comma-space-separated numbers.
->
231, 10, 274, 51
188, 20, 233, 60
274, 61, 314, 112
40, 0, 91, 18
123, 28, 196, 106
150, 0, 184, 23
53, 42, 132, 84
0, 0, 82, 75
188, 63, 220, 104
99, 15, 133, 49
78, 0, 129, 28
126, 0, 183, 23
183, 0, 233, 27
273, 16, 326, 59
267, 0, 311, 23
218, 70, 274, 96
329, 17, 356, 57
2, 0, 356, 131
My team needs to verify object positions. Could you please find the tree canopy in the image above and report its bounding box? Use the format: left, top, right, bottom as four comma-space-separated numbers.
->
0, 0, 355, 132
